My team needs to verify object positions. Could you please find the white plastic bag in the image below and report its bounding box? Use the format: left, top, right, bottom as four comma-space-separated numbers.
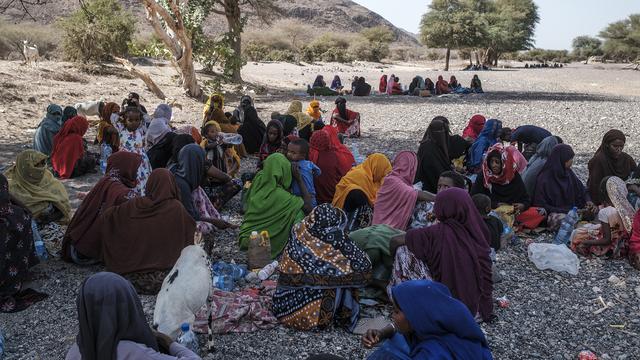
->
527, 243, 579, 275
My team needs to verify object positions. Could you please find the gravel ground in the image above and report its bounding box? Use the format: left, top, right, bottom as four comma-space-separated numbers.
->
1, 60, 640, 359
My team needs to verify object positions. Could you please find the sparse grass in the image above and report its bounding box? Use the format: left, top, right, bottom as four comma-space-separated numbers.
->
0, 20, 61, 60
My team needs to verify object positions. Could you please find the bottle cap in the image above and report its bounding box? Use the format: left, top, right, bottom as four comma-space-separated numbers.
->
181, 323, 189, 331
251, 231, 258, 236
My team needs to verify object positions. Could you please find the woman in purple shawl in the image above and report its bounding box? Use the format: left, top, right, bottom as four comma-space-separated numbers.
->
532, 144, 596, 226
390, 188, 494, 322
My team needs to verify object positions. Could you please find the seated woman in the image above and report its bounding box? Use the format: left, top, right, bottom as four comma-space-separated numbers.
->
51, 116, 97, 179
4, 150, 71, 224
0, 174, 48, 313
330, 75, 343, 92
200, 121, 241, 209
100, 169, 196, 294
272, 204, 372, 331
170, 143, 233, 234
587, 129, 637, 205
408, 76, 422, 96
522, 136, 559, 196
448, 75, 460, 90
466, 119, 502, 173
239, 153, 312, 258
33, 104, 63, 157
352, 77, 372, 97
62, 152, 142, 264
61, 105, 78, 124
435, 76, 450, 95
65, 272, 201, 359
379, 75, 388, 93
374, 151, 432, 230
390, 188, 493, 322
96, 102, 121, 153
390, 76, 404, 95
332, 153, 392, 232
571, 176, 634, 259
286, 100, 314, 141
533, 144, 596, 230
471, 144, 544, 229
258, 120, 284, 165
235, 95, 266, 155
331, 96, 361, 138
309, 128, 354, 204
146, 108, 176, 170
306, 100, 323, 125
470, 74, 484, 93
415, 117, 453, 193
308, 75, 338, 96
424, 77, 435, 94
363, 280, 493, 360
462, 114, 486, 142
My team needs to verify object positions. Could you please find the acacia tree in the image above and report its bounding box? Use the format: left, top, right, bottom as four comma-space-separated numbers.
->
571, 36, 602, 60
419, 0, 485, 70
600, 14, 640, 62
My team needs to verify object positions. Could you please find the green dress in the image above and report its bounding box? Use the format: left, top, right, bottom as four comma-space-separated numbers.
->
239, 153, 304, 258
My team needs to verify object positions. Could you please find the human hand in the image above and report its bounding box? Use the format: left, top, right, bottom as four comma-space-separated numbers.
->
152, 330, 173, 353
362, 329, 382, 349
513, 203, 526, 214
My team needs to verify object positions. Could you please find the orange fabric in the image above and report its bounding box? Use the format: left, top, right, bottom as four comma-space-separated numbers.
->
332, 153, 391, 209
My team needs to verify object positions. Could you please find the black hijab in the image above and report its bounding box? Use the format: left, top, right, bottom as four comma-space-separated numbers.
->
148, 132, 177, 169
172, 144, 205, 191
237, 96, 266, 154
416, 117, 453, 192
76, 272, 158, 360
335, 96, 348, 120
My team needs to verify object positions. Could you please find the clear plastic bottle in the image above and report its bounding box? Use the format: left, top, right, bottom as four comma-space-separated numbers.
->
258, 261, 279, 281
349, 143, 365, 165
99, 143, 112, 175
176, 323, 199, 354
31, 220, 47, 260
220, 133, 243, 145
212, 275, 234, 291
554, 207, 579, 245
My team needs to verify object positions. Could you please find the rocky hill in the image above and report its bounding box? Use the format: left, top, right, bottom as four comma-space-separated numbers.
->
1, 0, 419, 45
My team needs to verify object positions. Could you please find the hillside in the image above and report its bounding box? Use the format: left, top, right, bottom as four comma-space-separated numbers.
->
1, 0, 419, 45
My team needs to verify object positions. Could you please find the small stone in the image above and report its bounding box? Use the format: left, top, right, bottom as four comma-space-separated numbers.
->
608, 275, 621, 284
28, 96, 36, 103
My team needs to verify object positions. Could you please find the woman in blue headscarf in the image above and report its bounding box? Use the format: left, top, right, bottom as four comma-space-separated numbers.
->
363, 280, 493, 360
33, 104, 63, 156
466, 119, 502, 173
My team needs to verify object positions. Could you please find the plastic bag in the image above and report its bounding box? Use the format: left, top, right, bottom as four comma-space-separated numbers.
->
527, 243, 579, 275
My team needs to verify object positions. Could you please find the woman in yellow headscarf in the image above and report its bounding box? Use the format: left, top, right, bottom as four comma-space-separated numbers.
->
4, 150, 71, 224
332, 153, 392, 232
286, 100, 314, 141
306, 100, 322, 122
203, 93, 247, 157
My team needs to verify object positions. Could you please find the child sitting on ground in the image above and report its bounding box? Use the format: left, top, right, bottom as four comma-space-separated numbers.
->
472, 193, 504, 252
286, 138, 321, 208
201, 121, 240, 177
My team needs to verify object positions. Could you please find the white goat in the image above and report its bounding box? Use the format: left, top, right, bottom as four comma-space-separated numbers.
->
74, 100, 104, 118
153, 245, 212, 340
22, 40, 39, 66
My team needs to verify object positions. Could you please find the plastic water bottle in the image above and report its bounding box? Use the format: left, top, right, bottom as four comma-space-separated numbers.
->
554, 207, 579, 245
229, 264, 248, 280
349, 143, 365, 165
31, 220, 47, 261
258, 261, 279, 281
220, 133, 243, 145
212, 275, 234, 291
99, 143, 112, 175
177, 323, 199, 353
211, 261, 247, 281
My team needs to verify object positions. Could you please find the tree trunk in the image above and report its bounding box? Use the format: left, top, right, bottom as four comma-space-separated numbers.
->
114, 57, 166, 100
444, 48, 450, 71
225, 0, 243, 83
142, 0, 203, 100
474, 50, 481, 66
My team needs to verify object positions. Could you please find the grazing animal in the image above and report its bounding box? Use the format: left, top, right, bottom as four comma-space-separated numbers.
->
153, 244, 212, 340
22, 40, 39, 66
74, 100, 105, 118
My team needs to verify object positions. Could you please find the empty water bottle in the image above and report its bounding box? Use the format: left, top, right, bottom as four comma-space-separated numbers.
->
212, 275, 234, 291
258, 261, 279, 281
211, 261, 247, 281
554, 207, 579, 245
220, 133, 243, 145
31, 220, 47, 261
177, 323, 199, 353
99, 143, 112, 175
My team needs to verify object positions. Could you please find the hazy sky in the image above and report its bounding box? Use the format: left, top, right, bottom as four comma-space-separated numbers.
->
353, 0, 640, 50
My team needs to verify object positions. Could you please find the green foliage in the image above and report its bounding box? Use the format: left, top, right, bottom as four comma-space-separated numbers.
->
600, 14, 640, 62
571, 36, 603, 60
420, 0, 486, 50
58, 0, 135, 62
0, 20, 60, 60
356, 26, 395, 62
300, 33, 353, 63
127, 37, 172, 60
517, 49, 573, 63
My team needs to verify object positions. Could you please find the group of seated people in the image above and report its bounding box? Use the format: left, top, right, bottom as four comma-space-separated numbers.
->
3, 90, 640, 359
380, 74, 484, 96
308, 75, 373, 97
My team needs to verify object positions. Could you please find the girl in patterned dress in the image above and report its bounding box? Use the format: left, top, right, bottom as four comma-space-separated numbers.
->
114, 106, 152, 196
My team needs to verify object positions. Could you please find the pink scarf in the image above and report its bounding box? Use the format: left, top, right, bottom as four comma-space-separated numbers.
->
372, 151, 418, 230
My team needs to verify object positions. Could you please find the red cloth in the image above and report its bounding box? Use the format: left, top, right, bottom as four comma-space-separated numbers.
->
331, 108, 358, 134
51, 116, 89, 179
379, 75, 387, 93
516, 207, 545, 229
630, 211, 640, 255
310, 128, 353, 204
482, 143, 518, 189
462, 114, 486, 141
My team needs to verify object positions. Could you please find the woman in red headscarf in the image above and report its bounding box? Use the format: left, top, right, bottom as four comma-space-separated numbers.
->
51, 116, 97, 179
462, 114, 486, 142
435, 76, 450, 95
379, 75, 388, 93
310, 126, 354, 204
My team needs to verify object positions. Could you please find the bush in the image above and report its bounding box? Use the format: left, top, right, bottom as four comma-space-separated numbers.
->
425, 50, 445, 61
0, 20, 60, 60
58, 0, 135, 62
128, 36, 172, 60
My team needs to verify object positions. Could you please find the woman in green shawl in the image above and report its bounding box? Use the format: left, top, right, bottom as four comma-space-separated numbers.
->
4, 150, 71, 224
239, 153, 311, 258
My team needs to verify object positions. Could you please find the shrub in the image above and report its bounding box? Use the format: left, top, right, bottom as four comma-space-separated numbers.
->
0, 20, 60, 60
58, 0, 135, 62
425, 50, 445, 61
128, 36, 172, 60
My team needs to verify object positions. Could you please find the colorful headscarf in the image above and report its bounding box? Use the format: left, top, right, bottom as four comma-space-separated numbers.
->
332, 153, 392, 209
373, 151, 419, 230
286, 100, 313, 130
306, 100, 322, 120
51, 116, 89, 179
33, 104, 63, 156
462, 114, 486, 141
482, 143, 519, 189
